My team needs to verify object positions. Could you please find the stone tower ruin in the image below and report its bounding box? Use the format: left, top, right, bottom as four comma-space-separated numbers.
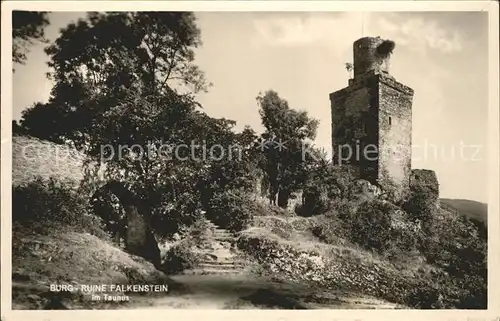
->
329, 36, 414, 200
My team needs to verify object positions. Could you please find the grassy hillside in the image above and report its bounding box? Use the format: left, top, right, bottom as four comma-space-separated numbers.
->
237, 209, 436, 308
12, 226, 175, 309
11, 135, 176, 309
440, 198, 487, 225
236, 194, 487, 309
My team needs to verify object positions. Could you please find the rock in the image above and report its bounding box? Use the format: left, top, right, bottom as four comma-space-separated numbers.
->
12, 271, 31, 282
44, 298, 69, 310
352, 179, 383, 198
26, 294, 42, 302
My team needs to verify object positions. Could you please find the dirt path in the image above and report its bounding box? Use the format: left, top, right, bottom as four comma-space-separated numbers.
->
127, 220, 402, 310
128, 274, 401, 309
11, 221, 402, 310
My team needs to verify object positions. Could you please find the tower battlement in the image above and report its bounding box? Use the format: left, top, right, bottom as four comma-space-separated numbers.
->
353, 36, 393, 77
330, 37, 413, 201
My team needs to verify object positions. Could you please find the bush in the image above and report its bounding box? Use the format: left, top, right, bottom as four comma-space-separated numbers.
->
162, 239, 202, 275
150, 191, 202, 239
206, 190, 253, 232
185, 216, 213, 246
298, 184, 329, 216
12, 177, 107, 238
319, 198, 421, 255
402, 184, 438, 231
346, 200, 395, 252
420, 211, 487, 309
300, 165, 356, 216
311, 213, 350, 246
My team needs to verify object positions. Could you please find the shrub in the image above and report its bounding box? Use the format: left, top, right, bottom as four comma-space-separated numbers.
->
185, 216, 213, 246
323, 198, 421, 255
346, 200, 395, 252
419, 211, 487, 309
311, 213, 350, 246
206, 190, 253, 232
12, 177, 107, 238
404, 278, 447, 308
299, 184, 329, 216
402, 184, 438, 232
150, 191, 202, 239
161, 239, 201, 275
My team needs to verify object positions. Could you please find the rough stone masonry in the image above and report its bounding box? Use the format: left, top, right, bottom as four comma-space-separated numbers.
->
330, 36, 415, 201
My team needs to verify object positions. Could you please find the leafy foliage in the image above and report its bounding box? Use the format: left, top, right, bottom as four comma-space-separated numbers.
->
162, 239, 202, 274
256, 90, 319, 207
344, 199, 394, 252
206, 190, 254, 233
18, 12, 261, 239
91, 188, 126, 244
299, 159, 356, 216
12, 177, 107, 238
20, 12, 209, 147
12, 11, 50, 66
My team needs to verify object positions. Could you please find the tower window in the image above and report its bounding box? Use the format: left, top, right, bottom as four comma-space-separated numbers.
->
388, 116, 392, 126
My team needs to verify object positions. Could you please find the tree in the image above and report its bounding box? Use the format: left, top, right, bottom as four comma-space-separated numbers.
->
12, 11, 50, 67
12, 120, 25, 135
17, 11, 261, 242
20, 12, 210, 147
256, 90, 319, 208
345, 62, 353, 78
18, 102, 67, 143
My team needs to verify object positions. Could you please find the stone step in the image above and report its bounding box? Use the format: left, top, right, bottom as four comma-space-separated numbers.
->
198, 262, 244, 269
197, 255, 243, 265
214, 237, 233, 240
182, 269, 244, 275
198, 236, 234, 242
214, 237, 234, 242
200, 264, 243, 270
213, 231, 232, 235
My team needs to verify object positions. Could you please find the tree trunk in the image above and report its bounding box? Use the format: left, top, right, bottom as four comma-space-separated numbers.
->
103, 181, 162, 269
277, 188, 290, 209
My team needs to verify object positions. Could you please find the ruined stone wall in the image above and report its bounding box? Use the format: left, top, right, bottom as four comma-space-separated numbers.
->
377, 75, 414, 200
410, 169, 439, 197
12, 135, 87, 189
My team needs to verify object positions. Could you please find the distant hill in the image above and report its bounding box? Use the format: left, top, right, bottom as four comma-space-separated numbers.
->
440, 198, 488, 226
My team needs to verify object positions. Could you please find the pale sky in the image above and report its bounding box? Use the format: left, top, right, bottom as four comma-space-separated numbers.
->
12, 11, 489, 203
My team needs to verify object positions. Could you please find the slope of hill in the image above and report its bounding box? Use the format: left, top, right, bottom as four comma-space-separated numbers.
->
12, 226, 174, 309
440, 198, 488, 226
11, 135, 175, 309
